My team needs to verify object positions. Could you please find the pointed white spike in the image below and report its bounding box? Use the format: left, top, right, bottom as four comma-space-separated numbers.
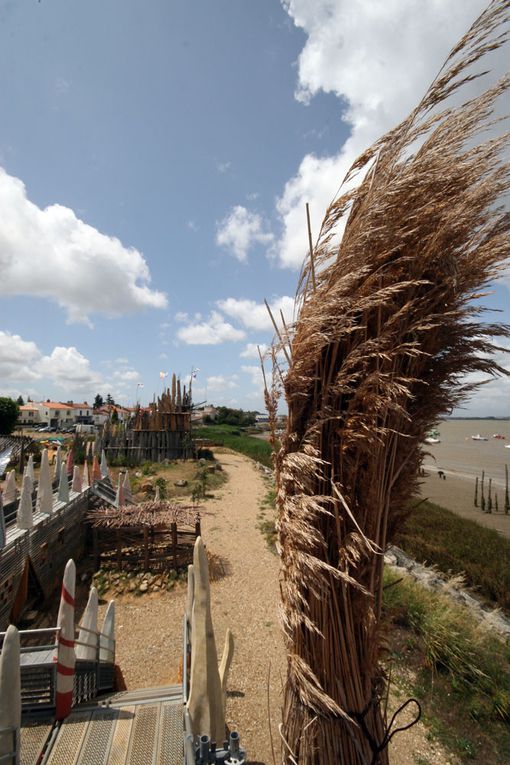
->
26, 455, 35, 483
100, 450, 109, 479
187, 537, 225, 741
22, 466, 33, 496
37, 449, 53, 515
122, 470, 132, 503
55, 560, 76, 720
58, 462, 70, 503
17, 474, 33, 530
154, 484, 160, 502
53, 447, 62, 481
3, 471, 16, 505
0, 625, 21, 764
0, 491, 6, 550
115, 474, 125, 508
82, 462, 90, 490
186, 564, 194, 625
219, 628, 235, 712
99, 601, 115, 662
71, 465, 82, 494
76, 587, 98, 661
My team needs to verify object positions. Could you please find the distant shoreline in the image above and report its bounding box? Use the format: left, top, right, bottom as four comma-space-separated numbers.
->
445, 416, 510, 421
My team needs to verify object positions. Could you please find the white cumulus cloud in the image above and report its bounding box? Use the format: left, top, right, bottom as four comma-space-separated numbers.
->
277, 0, 490, 269
0, 331, 102, 394
216, 205, 274, 262
176, 311, 246, 345
240, 342, 268, 359
206, 374, 239, 391
217, 296, 295, 331
0, 167, 167, 324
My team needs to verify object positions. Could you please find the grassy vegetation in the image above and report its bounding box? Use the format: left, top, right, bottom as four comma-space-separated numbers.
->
193, 423, 273, 468
395, 500, 510, 611
257, 485, 277, 552
383, 568, 510, 763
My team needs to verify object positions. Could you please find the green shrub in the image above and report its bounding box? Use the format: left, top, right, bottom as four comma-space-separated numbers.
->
395, 500, 510, 610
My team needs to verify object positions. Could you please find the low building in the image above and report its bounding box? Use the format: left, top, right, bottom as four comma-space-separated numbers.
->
70, 401, 94, 425
33, 401, 75, 428
18, 405, 42, 426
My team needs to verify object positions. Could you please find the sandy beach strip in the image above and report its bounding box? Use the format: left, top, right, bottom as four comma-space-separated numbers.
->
419, 470, 510, 539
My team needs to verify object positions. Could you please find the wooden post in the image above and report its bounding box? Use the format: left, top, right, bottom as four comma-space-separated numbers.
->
172, 522, 178, 572
93, 528, 99, 570
116, 529, 122, 570
143, 527, 149, 571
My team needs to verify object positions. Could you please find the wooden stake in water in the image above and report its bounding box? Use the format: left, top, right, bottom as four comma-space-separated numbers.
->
487, 478, 492, 514
481, 470, 486, 513
505, 465, 510, 515
474, 476, 478, 507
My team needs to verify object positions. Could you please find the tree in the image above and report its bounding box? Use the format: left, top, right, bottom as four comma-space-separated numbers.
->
93, 394, 104, 410
16, 395, 24, 406
106, 393, 115, 406
0, 398, 20, 435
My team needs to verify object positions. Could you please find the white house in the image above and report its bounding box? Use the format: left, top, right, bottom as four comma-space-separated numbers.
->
70, 402, 94, 424
18, 405, 42, 426
32, 402, 75, 428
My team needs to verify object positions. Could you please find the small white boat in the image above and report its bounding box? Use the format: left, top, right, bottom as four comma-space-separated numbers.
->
505, 444, 510, 449
471, 434, 488, 441
424, 437, 441, 444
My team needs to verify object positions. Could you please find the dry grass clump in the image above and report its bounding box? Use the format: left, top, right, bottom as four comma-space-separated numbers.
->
270, 3, 510, 763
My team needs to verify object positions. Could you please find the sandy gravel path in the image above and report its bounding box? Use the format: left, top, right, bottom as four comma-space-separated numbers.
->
100, 450, 459, 764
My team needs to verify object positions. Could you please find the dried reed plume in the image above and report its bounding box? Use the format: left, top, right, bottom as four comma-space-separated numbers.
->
271, 3, 510, 763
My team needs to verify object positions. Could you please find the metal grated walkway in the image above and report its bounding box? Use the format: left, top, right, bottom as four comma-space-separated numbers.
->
20, 687, 184, 765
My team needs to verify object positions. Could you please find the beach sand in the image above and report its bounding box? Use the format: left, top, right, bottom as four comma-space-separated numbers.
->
419, 469, 510, 539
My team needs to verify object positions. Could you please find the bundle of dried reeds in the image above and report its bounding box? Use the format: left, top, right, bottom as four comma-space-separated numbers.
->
87, 500, 198, 528
272, 3, 510, 762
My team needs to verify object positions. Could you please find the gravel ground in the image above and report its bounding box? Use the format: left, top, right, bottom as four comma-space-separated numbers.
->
99, 450, 459, 764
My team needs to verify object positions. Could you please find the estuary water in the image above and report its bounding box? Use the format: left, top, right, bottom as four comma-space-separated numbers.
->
423, 419, 510, 489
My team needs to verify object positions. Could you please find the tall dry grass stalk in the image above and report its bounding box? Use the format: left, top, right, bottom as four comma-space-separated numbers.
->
270, 3, 510, 763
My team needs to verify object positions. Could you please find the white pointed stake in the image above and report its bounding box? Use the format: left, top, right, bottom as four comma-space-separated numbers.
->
55, 560, 76, 720
37, 449, 53, 515
187, 537, 225, 741
3, 471, 16, 505
17, 474, 33, 530
58, 462, 70, 503
26, 455, 35, 483
82, 462, 90, 490
23, 466, 33, 496
0, 625, 21, 764
154, 484, 160, 502
219, 628, 235, 712
122, 470, 132, 503
99, 601, 115, 663
54, 447, 62, 481
71, 465, 82, 494
100, 450, 109, 479
115, 475, 125, 508
0, 491, 6, 550
76, 587, 98, 661
186, 564, 194, 626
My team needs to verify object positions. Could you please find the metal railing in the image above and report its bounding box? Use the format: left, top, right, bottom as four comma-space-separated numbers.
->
0, 727, 18, 765
0, 622, 116, 714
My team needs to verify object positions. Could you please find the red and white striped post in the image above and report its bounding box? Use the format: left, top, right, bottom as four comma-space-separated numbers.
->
55, 559, 76, 720
92, 455, 101, 483
66, 448, 74, 477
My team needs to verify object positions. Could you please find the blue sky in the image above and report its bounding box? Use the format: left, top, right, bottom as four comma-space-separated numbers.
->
0, 0, 508, 416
